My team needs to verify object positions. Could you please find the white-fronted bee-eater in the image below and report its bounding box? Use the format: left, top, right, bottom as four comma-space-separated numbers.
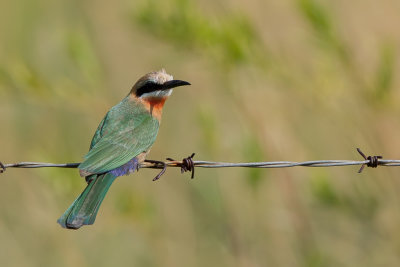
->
58, 69, 190, 229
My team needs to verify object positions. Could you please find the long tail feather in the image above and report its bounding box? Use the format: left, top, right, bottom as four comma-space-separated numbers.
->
57, 173, 117, 229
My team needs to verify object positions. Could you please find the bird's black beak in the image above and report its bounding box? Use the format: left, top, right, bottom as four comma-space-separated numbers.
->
162, 80, 191, 90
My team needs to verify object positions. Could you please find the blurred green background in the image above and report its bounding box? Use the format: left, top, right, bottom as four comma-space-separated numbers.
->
1, 0, 400, 266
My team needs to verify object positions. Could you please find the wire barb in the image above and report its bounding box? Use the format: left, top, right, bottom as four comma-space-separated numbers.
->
145, 153, 196, 180
167, 153, 196, 179
0, 162, 5, 173
357, 148, 383, 173
182, 153, 196, 179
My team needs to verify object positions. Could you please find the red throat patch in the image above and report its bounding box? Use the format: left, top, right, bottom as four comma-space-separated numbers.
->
142, 97, 167, 120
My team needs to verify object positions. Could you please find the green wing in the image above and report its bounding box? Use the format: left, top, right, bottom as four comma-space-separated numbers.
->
78, 97, 159, 174
89, 112, 109, 150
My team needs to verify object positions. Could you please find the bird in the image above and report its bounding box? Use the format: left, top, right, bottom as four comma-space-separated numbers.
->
57, 69, 190, 229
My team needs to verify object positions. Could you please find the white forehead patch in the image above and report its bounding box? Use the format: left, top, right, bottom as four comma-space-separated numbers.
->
149, 69, 173, 84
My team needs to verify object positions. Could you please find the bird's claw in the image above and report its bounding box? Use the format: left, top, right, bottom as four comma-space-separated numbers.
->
144, 159, 167, 181
152, 165, 166, 181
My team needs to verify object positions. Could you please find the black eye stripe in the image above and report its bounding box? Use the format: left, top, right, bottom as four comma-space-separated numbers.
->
136, 82, 163, 97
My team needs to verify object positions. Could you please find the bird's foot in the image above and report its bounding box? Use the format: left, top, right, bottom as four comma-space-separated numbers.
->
144, 159, 167, 181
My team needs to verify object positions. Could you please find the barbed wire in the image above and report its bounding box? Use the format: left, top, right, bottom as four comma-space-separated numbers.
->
1, 149, 399, 180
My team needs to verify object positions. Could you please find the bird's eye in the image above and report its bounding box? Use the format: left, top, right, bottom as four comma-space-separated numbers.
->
136, 82, 163, 97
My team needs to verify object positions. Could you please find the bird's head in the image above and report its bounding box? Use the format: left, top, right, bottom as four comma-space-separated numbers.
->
131, 69, 190, 99
130, 69, 190, 120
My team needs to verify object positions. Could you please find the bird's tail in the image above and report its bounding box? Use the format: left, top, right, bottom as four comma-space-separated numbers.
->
57, 173, 117, 229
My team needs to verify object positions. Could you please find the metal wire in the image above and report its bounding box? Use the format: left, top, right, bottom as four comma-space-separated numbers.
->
4, 160, 400, 169
1, 149, 400, 179
192, 159, 400, 168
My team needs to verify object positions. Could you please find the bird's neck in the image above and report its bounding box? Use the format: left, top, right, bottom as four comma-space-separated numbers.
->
130, 94, 167, 121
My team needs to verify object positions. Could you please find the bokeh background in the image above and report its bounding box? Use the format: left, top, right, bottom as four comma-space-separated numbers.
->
1, 0, 400, 266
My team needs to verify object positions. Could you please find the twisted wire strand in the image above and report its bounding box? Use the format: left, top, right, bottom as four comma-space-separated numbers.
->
1, 149, 398, 179
2, 158, 400, 170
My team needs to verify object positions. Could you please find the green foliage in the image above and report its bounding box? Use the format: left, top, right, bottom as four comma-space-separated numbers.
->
196, 107, 218, 155
0, 61, 49, 95
310, 172, 379, 221
298, 0, 334, 42
302, 249, 330, 267
65, 30, 103, 85
134, 0, 266, 67
344, 182, 379, 221
114, 188, 156, 219
374, 44, 395, 101
242, 134, 265, 189
297, 0, 397, 104
297, 0, 347, 60
310, 171, 340, 207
